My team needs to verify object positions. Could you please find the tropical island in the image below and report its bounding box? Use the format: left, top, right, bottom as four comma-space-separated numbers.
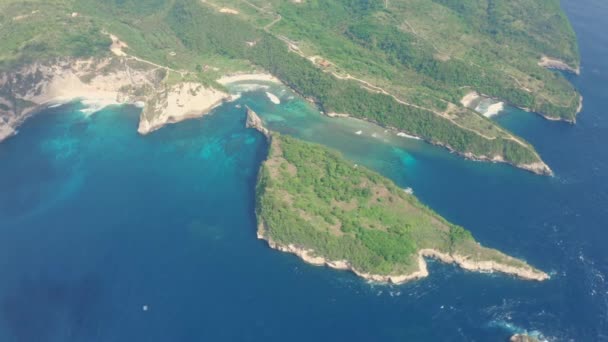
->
0, 0, 581, 176
249, 107, 548, 283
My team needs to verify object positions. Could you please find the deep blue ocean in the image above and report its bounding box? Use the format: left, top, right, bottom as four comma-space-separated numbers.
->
1, 0, 607, 340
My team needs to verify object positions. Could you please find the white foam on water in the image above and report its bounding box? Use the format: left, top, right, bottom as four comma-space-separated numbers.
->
397, 132, 421, 140
265, 92, 281, 104
79, 99, 117, 116
474, 98, 505, 118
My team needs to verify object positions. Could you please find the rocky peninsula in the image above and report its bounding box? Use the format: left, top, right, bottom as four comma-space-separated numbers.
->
249, 116, 548, 285
539, 55, 581, 75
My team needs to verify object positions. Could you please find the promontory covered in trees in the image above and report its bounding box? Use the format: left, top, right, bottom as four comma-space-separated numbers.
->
0, 0, 580, 175
249, 108, 548, 283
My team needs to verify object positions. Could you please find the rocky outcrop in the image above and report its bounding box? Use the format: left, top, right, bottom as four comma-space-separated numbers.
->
137, 82, 229, 134
0, 57, 229, 142
510, 334, 541, 342
257, 221, 549, 285
518, 162, 554, 176
418, 249, 549, 281
245, 106, 270, 139
539, 56, 580, 75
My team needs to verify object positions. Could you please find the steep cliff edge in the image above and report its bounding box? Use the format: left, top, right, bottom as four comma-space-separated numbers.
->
0, 56, 229, 142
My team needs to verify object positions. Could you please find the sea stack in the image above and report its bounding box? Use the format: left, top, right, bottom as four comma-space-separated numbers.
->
245, 106, 270, 139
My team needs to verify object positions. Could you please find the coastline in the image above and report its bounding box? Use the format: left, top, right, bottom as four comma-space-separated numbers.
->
245, 106, 270, 139
325, 111, 552, 176
257, 221, 549, 285
538, 55, 581, 75
0, 58, 232, 143
217, 72, 281, 85
460, 89, 583, 124
460, 91, 505, 118
137, 82, 230, 135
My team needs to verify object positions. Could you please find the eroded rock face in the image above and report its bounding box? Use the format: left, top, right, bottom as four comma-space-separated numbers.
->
0, 57, 228, 142
245, 106, 269, 139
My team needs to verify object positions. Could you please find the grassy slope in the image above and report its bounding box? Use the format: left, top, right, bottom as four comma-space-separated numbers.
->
257, 134, 537, 275
0, 0, 111, 70
263, 0, 580, 120
0, 0, 579, 170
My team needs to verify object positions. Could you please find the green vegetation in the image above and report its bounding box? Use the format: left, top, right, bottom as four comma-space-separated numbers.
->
0, 0, 111, 70
0, 0, 580, 170
256, 134, 536, 275
165, 0, 543, 166
263, 0, 580, 120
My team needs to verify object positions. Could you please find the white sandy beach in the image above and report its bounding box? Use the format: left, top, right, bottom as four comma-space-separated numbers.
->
217, 73, 281, 85
460, 91, 480, 108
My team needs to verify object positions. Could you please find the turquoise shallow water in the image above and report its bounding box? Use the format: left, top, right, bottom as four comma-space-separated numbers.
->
1, 0, 608, 340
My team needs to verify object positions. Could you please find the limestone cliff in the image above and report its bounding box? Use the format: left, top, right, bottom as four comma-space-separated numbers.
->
0, 57, 229, 142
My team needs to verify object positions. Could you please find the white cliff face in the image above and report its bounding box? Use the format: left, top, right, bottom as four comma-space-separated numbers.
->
137, 82, 230, 134
0, 57, 229, 142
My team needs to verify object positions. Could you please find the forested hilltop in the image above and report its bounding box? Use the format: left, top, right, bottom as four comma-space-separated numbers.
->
0, 0, 580, 173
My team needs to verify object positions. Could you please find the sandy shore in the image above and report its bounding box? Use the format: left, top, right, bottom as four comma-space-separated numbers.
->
460, 91, 481, 108
217, 73, 281, 85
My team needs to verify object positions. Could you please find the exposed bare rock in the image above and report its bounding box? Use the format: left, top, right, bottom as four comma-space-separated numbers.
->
0, 57, 229, 142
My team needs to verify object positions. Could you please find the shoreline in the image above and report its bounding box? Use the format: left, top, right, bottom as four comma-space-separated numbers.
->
538, 56, 580, 75
460, 91, 505, 118
0, 58, 232, 143
460, 90, 582, 124
137, 96, 229, 135
258, 79, 548, 174
324, 111, 552, 176
137, 82, 230, 135
257, 223, 549, 285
